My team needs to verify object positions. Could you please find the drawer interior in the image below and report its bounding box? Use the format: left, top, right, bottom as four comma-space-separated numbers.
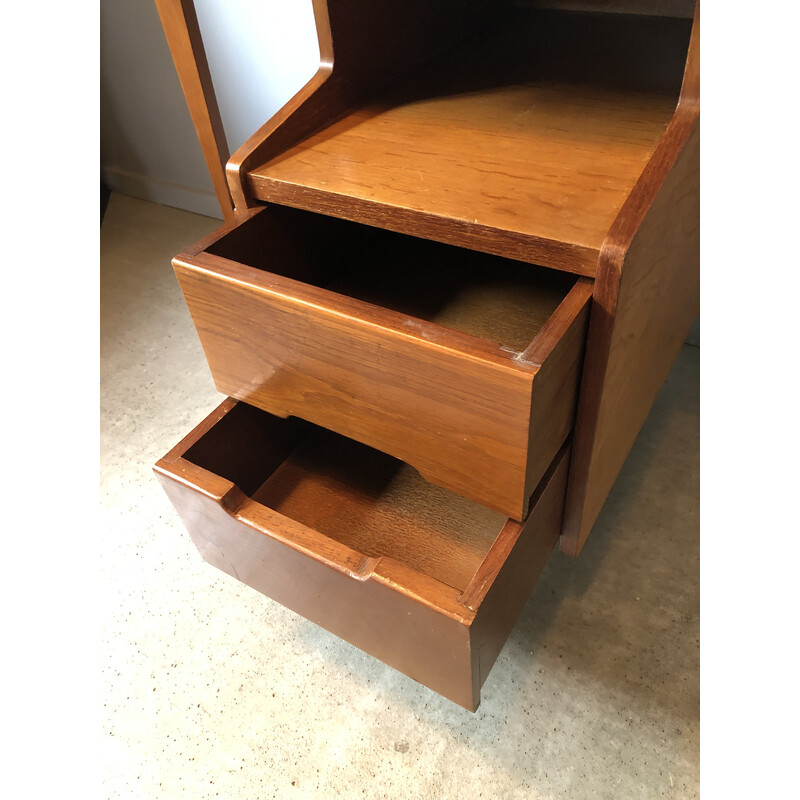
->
203, 205, 578, 354
184, 400, 508, 592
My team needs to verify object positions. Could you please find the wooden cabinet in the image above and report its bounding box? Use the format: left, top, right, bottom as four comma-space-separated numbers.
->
154, 0, 699, 710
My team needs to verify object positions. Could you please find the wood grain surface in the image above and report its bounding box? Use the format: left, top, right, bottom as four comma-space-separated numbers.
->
226, 0, 498, 211
172, 206, 590, 519
154, 0, 234, 220
561, 2, 699, 556
245, 9, 691, 274
155, 399, 570, 710
159, 0, 699, 565
465, 441, 570, 694
251, 429, 507, 593
523, 284, 592, 506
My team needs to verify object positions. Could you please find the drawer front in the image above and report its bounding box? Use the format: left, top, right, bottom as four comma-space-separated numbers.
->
174, 206, 590, 519
155, 399, 570, 711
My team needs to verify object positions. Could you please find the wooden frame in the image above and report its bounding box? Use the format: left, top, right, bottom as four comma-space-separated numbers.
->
213, 0, 700, 554
153, 0, 234, 220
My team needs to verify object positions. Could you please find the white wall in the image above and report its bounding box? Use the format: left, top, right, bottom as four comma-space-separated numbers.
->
193, 0, 319, 155
100, 0, 319, 219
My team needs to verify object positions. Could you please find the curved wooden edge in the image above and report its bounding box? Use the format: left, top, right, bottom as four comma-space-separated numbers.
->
226, 0, 335, 211
560, 1, 699, 557
154, 0, 234, 221
596, 0, 698, 265
158, 455, 472, 620
225, 0, 492, 212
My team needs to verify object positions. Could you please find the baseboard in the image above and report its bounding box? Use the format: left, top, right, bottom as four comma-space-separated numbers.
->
100, 166, 224, 220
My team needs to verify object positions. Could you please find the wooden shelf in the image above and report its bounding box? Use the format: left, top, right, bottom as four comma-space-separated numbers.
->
246, 10, 691, 275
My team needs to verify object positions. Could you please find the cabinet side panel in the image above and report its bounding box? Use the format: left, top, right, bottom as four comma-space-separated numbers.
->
561, 120, 699, 556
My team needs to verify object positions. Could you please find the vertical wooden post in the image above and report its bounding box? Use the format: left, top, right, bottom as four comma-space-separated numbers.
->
154, 0, 235, 220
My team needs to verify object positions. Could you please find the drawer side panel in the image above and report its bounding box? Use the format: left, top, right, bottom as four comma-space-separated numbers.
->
468, 445, 570, 695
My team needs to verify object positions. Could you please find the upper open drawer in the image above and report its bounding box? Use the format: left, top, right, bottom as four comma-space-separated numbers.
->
173, 205, 591, 520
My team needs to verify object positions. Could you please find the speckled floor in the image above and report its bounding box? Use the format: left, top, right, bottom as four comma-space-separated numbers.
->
100, 193, 699, 800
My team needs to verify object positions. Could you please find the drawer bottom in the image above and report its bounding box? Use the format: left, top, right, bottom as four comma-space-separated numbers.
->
155, 399, 569, 710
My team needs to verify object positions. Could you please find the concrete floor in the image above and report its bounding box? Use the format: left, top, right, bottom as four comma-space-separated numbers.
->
100, 193, 699, 799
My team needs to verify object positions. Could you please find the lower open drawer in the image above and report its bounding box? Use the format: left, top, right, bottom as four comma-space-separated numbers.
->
155, 398, 570, 711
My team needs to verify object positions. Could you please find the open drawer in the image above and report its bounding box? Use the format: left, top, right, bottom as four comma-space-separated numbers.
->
173, 205, 590, 520
155, 398, 570, 711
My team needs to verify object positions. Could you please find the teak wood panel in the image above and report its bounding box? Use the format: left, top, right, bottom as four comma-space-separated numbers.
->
226, 0, 504, 212
250, 431, 508, 592
154, 399, 569, 710
561, 2, 699, 556
239, 9, 691, 275
154, 0, 234, 220
172, 208, 591, 520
